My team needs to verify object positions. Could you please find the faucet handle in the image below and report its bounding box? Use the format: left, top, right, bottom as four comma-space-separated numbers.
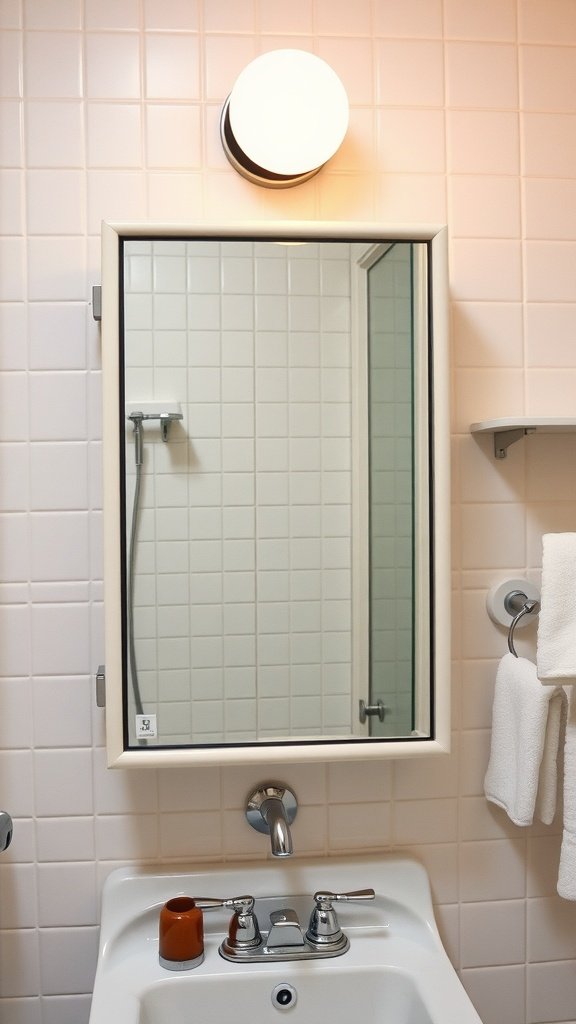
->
306, 888, 375, 947
313, 888, 375, 906
193, 895, 254, 912
192, 894, 262, 951
225, 895, 262, 950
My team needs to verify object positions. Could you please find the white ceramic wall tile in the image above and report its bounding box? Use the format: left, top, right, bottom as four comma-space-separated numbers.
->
1, 0, 22, 28
85, 34, 141, 99
444, 0, 517, 40
87, 104, 142, 168
451, 240, 523, 302
0, 98, 22, 166
521, 45, 576, 112
450, 176, 521, 239
26, 170, 84, 235
525, 241, 576, 302
448, 110, 520, 174
373, 0, 442, 36
0, 928, 41, 997
144, 0, 199, 31
33, 750, 93, 817
37, 862, 97, 927
527, 962, 576, 1024
461, 900, 526, 967
95, 814, 159, 861
145, 34, 200, 99
461, 965, 526, 1024
41, 994, 92, 1024
145, 105, 202, 168
377, 109, 446, 173
446, 42, 518, 109
522, 112, 576, 178
38, 927, 99, 995
24, 32, 82, 98
520, 0, 576, 44
328, 801, 391, 849
393, 798, 458, 845
525, 303, 576, 367
32, 677, 92, 748
25, 101, 84, 168
460, 840, 527, 902
84, 0, 140, 30
24, 0, 79, 29
27, 237, 86, 301
36, 818, 95, 862
0, 169, 23, 234
0, 237, 25, 300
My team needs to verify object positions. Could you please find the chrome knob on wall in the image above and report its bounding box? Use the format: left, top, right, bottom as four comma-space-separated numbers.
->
0, 811, 13, 852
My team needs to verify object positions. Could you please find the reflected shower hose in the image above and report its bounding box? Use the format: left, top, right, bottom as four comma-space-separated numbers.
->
128, 414, 147, 743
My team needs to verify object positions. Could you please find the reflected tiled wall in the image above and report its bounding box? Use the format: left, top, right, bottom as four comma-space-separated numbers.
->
124, 239, 354, 741
2, 2, 576, 1023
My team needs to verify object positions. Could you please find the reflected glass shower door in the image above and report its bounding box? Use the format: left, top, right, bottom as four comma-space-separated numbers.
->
367, 243, 416, 737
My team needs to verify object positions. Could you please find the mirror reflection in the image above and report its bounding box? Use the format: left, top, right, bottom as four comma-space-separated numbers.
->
117, 233, 435, 751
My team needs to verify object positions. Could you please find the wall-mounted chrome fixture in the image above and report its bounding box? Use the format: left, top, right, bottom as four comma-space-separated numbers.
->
127, 409, 183, 446
220, 50, 349, 189
486, 578, 541, 657
0, 810, 13, 853
246, 784, 297, 857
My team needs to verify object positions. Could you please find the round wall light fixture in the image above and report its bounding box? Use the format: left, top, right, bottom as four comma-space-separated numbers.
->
220, 49, 349, 189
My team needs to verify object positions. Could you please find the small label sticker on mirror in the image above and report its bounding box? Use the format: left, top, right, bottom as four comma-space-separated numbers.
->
135, 714, 157, 738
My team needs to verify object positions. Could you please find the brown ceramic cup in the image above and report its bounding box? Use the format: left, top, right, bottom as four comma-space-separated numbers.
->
159, 896, 204, 970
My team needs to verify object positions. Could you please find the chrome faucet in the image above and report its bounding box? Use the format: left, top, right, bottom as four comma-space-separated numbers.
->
217, 887, 376, 963
245, 784, 297, 857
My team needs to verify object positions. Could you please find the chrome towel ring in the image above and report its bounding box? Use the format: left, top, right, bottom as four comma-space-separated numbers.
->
508, 598, 540, 657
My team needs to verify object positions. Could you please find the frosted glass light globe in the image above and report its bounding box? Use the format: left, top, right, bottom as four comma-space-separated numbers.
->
220, 49, 349, 188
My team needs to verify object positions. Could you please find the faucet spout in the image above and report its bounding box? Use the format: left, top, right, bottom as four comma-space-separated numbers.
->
246, 784, 298, 858
261, 796, 293, 857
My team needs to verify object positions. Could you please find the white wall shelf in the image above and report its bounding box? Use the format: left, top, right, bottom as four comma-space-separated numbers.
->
470, 417, 576, 459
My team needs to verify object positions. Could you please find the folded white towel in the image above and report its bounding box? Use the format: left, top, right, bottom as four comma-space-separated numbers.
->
558, 684, 576, 900
484, 653, 565, 826
537, 533, 576, 682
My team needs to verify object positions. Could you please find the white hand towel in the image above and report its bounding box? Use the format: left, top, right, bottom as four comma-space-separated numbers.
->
484, 653, 565, 826
558, 684, 576, 900
537, 533, 576, 682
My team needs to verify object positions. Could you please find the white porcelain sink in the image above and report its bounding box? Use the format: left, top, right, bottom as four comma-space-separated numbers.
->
89, 855, 482, 1024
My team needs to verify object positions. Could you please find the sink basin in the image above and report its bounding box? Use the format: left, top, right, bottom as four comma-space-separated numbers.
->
89, 854, 482, 1024
140, 968, 433, 1024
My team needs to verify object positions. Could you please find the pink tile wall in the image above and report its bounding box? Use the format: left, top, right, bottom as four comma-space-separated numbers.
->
1, 1, 576, 1022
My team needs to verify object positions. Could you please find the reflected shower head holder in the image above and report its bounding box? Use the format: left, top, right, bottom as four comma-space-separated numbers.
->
127, 409, 183, 443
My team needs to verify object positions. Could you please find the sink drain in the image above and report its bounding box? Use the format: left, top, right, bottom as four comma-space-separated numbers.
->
271, 984, 297, 1010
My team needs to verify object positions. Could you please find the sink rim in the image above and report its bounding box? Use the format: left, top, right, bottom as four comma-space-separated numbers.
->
97, 853, 440, 956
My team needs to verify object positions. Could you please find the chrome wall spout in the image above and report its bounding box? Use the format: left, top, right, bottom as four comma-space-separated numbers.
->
246, 784, 297, 857
0, 811, 13, 853
261, 795, 293, 857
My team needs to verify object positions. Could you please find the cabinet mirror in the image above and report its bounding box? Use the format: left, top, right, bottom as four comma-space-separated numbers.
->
100, 222, 449, 766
